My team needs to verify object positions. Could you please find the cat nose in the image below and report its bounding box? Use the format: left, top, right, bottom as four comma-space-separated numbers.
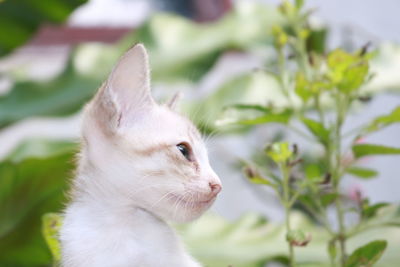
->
209, 182, 222, 196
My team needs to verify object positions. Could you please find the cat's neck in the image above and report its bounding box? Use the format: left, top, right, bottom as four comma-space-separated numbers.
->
61, 173, 201, 267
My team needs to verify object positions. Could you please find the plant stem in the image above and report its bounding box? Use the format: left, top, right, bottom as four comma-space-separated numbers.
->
335, 198, 347, 266
333, 94, 347, 266
281, 165, 296, 267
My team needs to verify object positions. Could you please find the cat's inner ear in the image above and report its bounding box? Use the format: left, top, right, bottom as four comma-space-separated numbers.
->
104, 44, 155, 127
166, 91, 182, 111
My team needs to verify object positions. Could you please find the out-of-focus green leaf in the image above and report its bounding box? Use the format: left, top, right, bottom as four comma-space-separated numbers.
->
243, 166, 276, 188
1, 3, 284, 128
8, 138, 77, 163
42, 213, 63, 263
306, 28, 327, 54
295, 72, 313, 102
0, 64, 98, 128
346, 166, 378, 179
248, 176, 275, 187
272, 25, 288, 48
305, 164, 322, 181
338, 60, 369, 93
223, 104, 292, 126
301, 117, 330, 145
320, 193, 338, 207
265, 142, 293, 163
200, 71, 286, 132
345, 240, 387, 267
0, 0, 87, 56
365, 106, 400, 134
76, 2, 283, 84
327, 49, 369, 93
0, 151, 74, 266
362, 202, 390, 220
295, 0, 304, 10
236, 110, 292, 125
352, 144, 400, 159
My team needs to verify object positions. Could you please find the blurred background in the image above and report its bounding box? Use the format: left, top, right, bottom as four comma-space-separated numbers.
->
0, 0, 399, 266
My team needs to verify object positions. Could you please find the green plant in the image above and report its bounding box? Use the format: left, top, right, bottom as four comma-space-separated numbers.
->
225, 1, 400, 266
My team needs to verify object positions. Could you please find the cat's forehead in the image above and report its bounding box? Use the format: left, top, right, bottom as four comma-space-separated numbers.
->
123, 106, 202, 143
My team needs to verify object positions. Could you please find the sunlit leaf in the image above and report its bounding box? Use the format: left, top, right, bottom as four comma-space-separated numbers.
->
265, 142, 293, 163
295, 72, 313, 102
327, 49, 369, 93
42, 213, 63, 262
338, 60, 369, 93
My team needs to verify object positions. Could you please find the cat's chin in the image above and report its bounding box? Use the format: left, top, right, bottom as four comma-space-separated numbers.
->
163, 194, 216, 222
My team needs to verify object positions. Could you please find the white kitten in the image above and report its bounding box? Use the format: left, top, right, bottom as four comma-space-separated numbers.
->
60, 44, 222, 267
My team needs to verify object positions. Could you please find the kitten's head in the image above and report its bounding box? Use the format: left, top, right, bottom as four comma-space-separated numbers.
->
79, 44, 221, 222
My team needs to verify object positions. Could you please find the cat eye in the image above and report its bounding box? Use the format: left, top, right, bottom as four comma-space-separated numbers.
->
176, 143, 192, 161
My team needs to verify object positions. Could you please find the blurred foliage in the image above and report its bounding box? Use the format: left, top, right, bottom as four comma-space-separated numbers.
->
0, 1, 400, 266
39, 204, 400, 267
0, 0, 87, 56
0, 64, 98, 128
0, 140, 76, 266
228, 1, 400, 266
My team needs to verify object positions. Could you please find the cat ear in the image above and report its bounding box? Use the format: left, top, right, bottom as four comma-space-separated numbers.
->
166, 91, 182, 110
107, 43, 155, 116
90, 44, 155, 133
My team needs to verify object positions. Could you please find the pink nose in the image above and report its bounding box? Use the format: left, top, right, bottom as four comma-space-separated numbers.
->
209, 182, 222, 196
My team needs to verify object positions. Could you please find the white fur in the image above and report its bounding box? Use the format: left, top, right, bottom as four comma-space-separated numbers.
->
60, 44, 221, 267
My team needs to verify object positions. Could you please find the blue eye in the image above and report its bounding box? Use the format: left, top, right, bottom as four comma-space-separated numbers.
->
177, 143, 191, 161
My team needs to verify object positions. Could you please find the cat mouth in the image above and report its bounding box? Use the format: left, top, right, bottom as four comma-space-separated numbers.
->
169, 194, 216, 208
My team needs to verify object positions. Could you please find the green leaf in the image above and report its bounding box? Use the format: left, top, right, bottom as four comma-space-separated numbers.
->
366, 106, 400, 133
295, 0, 304, 9
42, 213, 62, 262
295, 72, 313, 102
265, 142, 293, 163
328, 240, 337, 261
237, 110, 292, 125
301, 117, 330, 145
305, 164, 322, 181
205, 71, 287, 131
327, 49, 370, 93
345, 240, 387, 267
226, 104, 269, 112
338, 60, 369, 93
0, 0, 87, 56
327, 49, 356, 73
7, 138, 77, 163
0, 146, 74, 265
352, 144, 400, 159
248, 176, 275, 187
0, 65, 98, 128
320, 193, 338, 207
363, 203, 389, 219
242, 166, 275, 188
346, 166, 378, 179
